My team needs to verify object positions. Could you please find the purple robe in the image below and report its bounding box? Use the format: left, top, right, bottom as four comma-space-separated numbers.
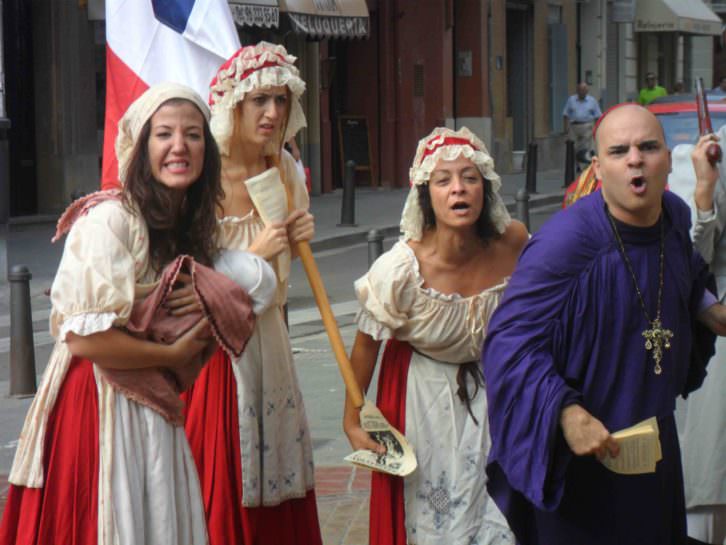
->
482, 190, 716, 545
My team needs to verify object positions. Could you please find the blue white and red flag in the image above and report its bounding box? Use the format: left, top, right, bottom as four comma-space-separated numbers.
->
102, 0, 240, 189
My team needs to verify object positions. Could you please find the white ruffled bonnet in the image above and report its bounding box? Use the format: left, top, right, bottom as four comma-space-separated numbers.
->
400, 126, 511, 241
208, 41, 307, 156
115, 82, 210, 185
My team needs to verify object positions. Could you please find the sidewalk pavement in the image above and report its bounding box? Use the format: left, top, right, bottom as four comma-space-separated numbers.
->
0, 168, 566, 544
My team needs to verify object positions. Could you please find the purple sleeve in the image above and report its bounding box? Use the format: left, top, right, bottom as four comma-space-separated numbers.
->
698, 289, 718, 314
482, 231, 584, 512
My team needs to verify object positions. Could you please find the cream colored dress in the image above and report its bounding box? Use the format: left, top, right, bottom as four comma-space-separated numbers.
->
215, 151, 315, 506
355, 240, 515, 545
9, 200, 207, 545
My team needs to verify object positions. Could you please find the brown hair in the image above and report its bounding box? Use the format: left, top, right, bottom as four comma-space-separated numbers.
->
122, 98, 223, 271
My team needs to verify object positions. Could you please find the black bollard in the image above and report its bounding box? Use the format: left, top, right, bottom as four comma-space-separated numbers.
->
9, 265, 36, 396
525, 141, 538, 194
367, 229, 384, 267
338, 160, 357, 227
564, 139, 575, 188
516, 188, 530, 231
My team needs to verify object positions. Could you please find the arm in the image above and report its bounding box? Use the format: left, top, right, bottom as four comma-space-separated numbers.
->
560, 404, 619, 459
690, 134, 725, 262
698, 302, 726, 336
66, 317, 212, 370
342, 331, 385, 453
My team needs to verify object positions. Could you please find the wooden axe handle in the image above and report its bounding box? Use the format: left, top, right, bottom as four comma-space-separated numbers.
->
294, 240, 365, 408
284, 180, 364, 408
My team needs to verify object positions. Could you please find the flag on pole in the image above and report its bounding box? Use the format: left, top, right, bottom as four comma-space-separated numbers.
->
102, 0, 240, 189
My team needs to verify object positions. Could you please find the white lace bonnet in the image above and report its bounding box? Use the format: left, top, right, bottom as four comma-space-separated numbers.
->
208, 41, 307, 156
115, 82, 210, 185
400, 126, 511, 241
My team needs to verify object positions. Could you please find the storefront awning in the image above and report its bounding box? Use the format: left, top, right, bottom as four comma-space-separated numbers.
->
280, 0, 369, 39
634, 0, 722, 35
228, 0, 280, 28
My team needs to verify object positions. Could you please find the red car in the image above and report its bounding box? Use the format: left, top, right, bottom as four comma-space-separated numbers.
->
563, 95, 726, 207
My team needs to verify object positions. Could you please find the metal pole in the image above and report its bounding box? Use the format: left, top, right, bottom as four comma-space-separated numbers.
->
367, 228, 384, 267
9, 265, 36, 396
564, 139, 575, 188
516, 188, 530, 231
525, 141, 538, 194
338, 160, 357, 227
0, 0, 8, 284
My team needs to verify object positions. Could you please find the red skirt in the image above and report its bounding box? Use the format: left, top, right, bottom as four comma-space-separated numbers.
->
181, 349, 322, 545
369, 339, 413, 545
0, 358, 99, 545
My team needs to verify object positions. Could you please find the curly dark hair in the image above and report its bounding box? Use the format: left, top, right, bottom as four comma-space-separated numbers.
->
122, 99, 223, 271
417, 177, 502, 245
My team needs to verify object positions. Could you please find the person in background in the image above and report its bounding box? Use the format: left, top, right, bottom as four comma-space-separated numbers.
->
563, 82, 602, 171
639, 72, 668, 105
678, 129, 726, 545
710, 76, 726, 96
344, 126, 528, 544
672, 81, 686, 95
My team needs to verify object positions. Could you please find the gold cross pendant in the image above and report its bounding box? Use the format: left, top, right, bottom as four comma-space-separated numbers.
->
642, 318, 674, 375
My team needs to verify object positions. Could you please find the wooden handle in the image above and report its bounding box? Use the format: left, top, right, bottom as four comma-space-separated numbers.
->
283, 180, 364, 408
294, 240, 365, 408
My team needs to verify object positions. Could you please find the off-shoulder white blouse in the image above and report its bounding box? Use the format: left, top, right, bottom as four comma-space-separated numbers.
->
354, 240, 508, 364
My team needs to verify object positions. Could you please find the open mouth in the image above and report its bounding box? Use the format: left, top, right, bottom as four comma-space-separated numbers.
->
630, 175, 647, 195
451, 202, 470, 210
165, 161, 189, 173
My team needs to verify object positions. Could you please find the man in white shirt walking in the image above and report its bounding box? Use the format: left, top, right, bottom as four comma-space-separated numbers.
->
562, 82, 602, 168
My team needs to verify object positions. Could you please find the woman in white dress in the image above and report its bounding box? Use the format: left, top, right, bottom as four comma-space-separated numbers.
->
343, 127, 528, 545
0, 83, 247, 545
181, 42, 322, 545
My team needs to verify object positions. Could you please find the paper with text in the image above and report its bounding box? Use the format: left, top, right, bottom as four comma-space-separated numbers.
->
344, 400, 417, 477
245, 167, 287, 225
601, 417, 662, 475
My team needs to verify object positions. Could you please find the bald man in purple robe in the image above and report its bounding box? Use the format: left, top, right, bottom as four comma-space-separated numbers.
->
482, 104, 726, 545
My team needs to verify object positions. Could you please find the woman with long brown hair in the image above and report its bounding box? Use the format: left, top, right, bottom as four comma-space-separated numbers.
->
0, 83, 230, 545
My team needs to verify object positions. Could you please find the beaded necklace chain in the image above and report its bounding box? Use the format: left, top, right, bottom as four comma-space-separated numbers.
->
606, 209, 673, 375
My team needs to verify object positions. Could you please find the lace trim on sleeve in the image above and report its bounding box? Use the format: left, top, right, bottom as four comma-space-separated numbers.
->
58, 312, 118, 342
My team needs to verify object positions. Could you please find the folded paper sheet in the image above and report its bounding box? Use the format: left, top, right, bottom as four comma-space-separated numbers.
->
344, 400, 417, 477
601, 416, 662, 475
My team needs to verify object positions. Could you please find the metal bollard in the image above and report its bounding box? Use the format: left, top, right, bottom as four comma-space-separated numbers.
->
525, 141, 538, 194
516, 188, 530, 231
367, 229, 384, 267
9, 265, 36, 396
564, 139, 575, 188
338, 160, 357, 226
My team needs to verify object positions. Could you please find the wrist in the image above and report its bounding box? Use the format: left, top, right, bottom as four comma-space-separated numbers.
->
560, 403, 586, 429
694, 185, 715, 212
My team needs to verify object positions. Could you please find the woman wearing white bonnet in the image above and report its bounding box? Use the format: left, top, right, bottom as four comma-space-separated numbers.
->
181, 42, 322, 545
0, 82, 226, 544
343, 126, 528, 544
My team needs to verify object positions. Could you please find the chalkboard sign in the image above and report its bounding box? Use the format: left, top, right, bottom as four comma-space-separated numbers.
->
337, 116, 372, 177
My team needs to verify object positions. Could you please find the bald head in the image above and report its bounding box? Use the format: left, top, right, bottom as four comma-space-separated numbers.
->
594, 104, 665, 155
576, 82, 588, 98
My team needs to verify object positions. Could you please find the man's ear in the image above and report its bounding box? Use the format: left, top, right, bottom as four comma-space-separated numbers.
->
592, 155, 601, 180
